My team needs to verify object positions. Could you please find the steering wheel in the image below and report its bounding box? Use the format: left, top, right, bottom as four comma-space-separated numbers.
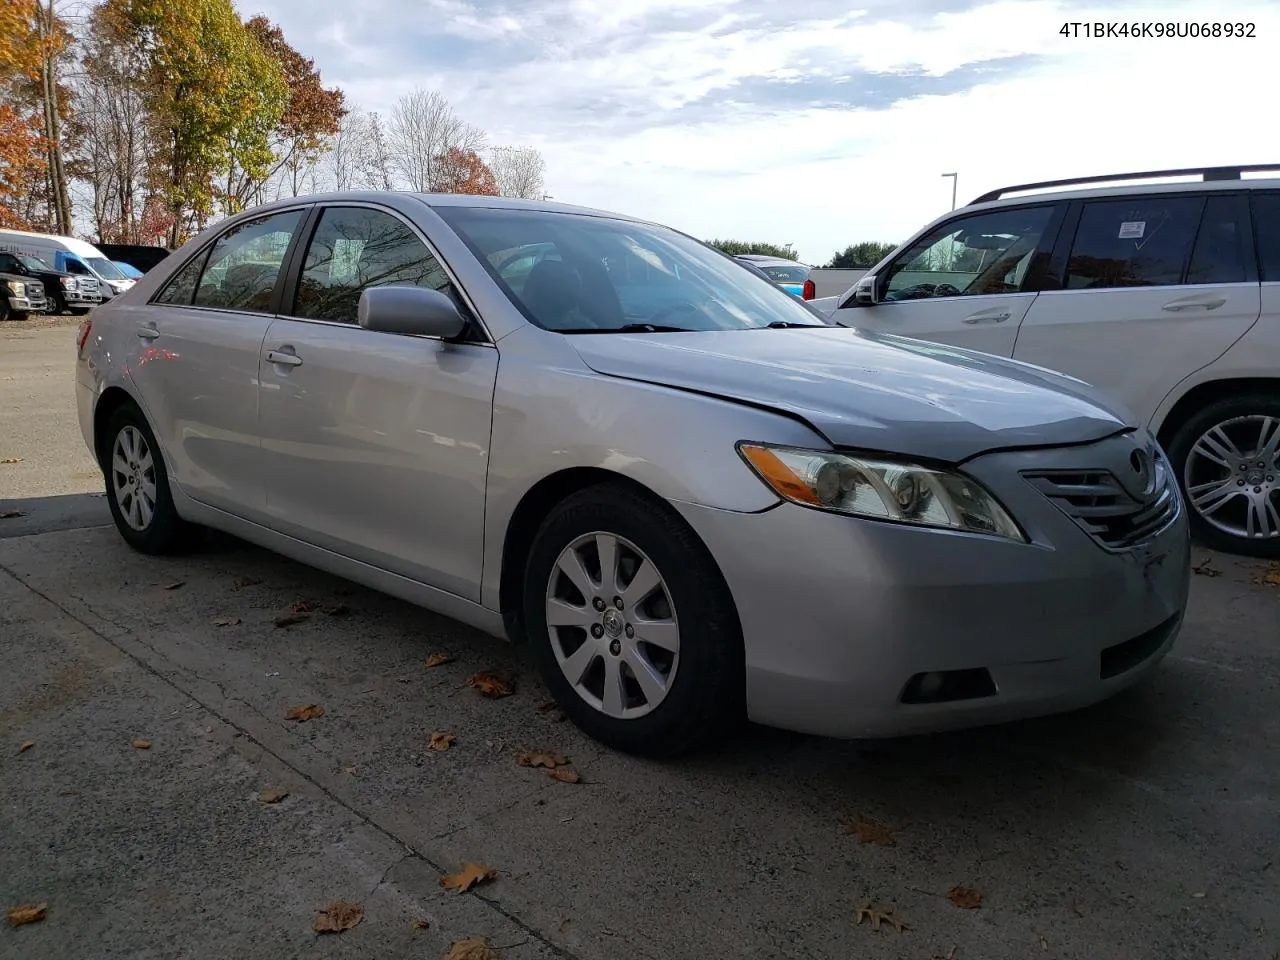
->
932, 282, 962, 298
649, 301, 702, 324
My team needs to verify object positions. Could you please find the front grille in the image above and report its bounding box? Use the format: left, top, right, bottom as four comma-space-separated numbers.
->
1022, 459, 1179, 550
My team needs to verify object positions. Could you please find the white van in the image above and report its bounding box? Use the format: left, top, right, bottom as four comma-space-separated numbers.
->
0, 229, 137, 300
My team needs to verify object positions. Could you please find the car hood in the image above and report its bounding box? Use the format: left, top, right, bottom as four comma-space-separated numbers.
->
568, 326, 1134, 462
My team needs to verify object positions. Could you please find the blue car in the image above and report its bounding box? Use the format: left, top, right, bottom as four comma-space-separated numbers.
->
112, 261, 145, 279
734, 254, 814, 300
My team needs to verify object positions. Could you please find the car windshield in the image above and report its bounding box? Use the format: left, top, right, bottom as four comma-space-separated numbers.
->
114, 261, 143, 278
759, 264, 809, 283
19, 255, 52, 271
436, 206, 826, 333
87, 256, 127, 280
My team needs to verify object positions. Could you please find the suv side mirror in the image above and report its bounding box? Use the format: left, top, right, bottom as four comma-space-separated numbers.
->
357, 285, 469, 340
850, 273, 878, 306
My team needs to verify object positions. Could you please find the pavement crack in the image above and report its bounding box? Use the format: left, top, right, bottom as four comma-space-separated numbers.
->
368, 849, 415, 897
0, 563, 587, 960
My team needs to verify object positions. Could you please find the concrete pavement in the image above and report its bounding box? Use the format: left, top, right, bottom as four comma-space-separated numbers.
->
2, 322, 1278, 960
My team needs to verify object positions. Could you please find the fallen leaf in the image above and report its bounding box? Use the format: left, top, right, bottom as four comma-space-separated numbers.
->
428, 732, 456, 751
517, 750, 567, 769
212, 616, 241, 627
1259, 564, 1280, 587
548, 767, 581, 784
258, 787, 289, 804
6, 903, 47, 927
1192, 559, 1221, 577
947, 885, 982, 909
425, 652, 455, 668
163, 580, 186, 590
447, 936, 498, 960
412, 918, 430, 930
232, 576, 261, 590
932, 948, 957, 960
854, 902, 908, 933
286, 704, 325, 722
326, 603, 350, 617
18, 741, 34, 754
291, 598, 317, 613
131, 739, 151, 750
0, 510, 25, 519
440, 862, 496, 894
274, 613, 309, 628
537, 700, 559, 713
312, 900, 363, 934
0, 457, 23, 464
467, 672, 515, 698
839, 814, 897, 847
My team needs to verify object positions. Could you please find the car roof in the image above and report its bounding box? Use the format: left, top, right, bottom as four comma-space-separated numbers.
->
735, 255, 809, 267
964, 173, 1280, 213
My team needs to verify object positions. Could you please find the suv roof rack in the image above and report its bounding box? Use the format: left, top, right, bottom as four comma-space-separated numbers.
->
969, 164, 1280, 205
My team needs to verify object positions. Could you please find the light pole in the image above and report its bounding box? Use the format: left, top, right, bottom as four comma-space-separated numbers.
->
941, 172, 957, 211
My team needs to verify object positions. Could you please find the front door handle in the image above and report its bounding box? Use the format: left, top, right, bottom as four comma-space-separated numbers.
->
265, 349, 303, 367
961, 310, 1011, 324
135, 324, 159, 340
1162, 296, 1226, 312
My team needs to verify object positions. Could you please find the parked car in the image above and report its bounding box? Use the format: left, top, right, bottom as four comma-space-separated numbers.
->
0, 264, 46, 321
95, 242, 173, 274
0, 250, 100, 315
0, 229, 137, 301
76, 192, 1191, 756
735, 253, 815, 300
113, 261, 144, 280
810, 164, 1280, 558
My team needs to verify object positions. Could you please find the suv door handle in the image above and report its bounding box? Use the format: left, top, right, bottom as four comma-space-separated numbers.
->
961, 310, 1011, 324
1162, 295, 1226, 312
135, 324, 159, 340
265, 349, 303, 367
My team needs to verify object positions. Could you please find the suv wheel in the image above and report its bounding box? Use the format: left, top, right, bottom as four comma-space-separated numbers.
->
522, 484, 745, 757
1166, 392, 1280, 558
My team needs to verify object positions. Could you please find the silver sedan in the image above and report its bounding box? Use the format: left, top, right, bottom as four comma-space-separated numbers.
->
75, 192, 1192, 756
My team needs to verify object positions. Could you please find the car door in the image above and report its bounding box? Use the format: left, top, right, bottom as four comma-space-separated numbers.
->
127, 206, 309, 521
257, 202, 498, 601
1013, 193, 1262, 425
828, 201, 1064, 356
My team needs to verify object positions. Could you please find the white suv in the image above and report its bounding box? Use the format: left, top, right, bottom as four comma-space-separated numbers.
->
812, 164, 1280, 558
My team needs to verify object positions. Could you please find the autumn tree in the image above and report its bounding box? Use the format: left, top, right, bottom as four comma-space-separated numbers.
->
429, 146, 499, 195
103, 0, 288, 244
0, 0, 46, 229
389, 87, 485, 192
488, 145, 546, 199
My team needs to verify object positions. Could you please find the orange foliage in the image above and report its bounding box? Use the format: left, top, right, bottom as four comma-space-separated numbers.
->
431, 146, 499, 196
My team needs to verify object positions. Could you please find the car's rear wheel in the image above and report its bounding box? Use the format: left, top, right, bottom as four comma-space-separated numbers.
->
49, 293, 67, 316
102, 402, 200, 554
1166, 391, 1280, 558
522, 484, 744, 757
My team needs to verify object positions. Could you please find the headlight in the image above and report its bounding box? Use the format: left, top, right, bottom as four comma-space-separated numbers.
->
60, 276, 75, 289
737, 442, 1025, 541
7, 280, 24, 295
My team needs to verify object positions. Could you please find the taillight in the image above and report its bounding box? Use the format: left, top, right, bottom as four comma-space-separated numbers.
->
802, 278, 815, 301
76, 318, 92, 354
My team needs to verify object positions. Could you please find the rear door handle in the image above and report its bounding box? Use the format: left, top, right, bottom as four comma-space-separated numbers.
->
961, 310, 1011, 324
135, 324, 159, 340
1162, 296, 1226, 312
265, 349, 303, 367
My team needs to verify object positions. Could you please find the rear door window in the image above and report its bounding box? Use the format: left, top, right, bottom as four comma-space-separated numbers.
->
193, 210, 303, 313
1064, 197, 1203, 289
1252, 192, 1280, 282
1185, 195, 1249, 285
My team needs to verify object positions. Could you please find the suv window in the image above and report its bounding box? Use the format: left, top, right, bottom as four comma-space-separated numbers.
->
0, 253, 22, 272
293, 206, 452, 323
883, 205, 1055, 301
1253, 193, 1280, 282
1065, 197, 1202, 289
1185, 195, 1248, 285
192, 210, 303, 312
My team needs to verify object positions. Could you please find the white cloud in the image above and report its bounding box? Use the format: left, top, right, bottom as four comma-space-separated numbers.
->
253, 0, 1279, 264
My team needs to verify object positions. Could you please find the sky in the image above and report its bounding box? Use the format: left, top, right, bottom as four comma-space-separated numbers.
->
236, 0, 1279, 265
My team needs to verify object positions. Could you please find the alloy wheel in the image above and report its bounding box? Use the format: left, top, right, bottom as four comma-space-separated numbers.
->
1183, 415, 1280, 541
111, 425, 158, 532
544, 532, 681, 719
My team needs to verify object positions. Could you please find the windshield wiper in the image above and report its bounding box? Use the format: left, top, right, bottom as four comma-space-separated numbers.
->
560, 323, 697, 334
764, 320, 824, 329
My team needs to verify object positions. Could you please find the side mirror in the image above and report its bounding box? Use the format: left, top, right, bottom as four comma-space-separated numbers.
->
357, 286, 469, 339
851, 273, 878, 306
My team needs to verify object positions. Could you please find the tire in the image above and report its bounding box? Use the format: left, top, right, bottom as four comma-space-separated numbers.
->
0, 300, 28, 322
49, 293, 67, 316
522, 483, 745, 758
101, 402, 201, 554
1165, 391, 1280, 558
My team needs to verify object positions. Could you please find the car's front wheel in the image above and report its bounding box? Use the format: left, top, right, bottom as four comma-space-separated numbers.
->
523, 484, 744, 757
102, 402, 200, 554
1166, 391, 1280, 558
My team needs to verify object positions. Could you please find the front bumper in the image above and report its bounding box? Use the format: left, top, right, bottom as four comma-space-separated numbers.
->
62, 289, 101, 307
671, 434, 1192, 740
7, 294, 47, 313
